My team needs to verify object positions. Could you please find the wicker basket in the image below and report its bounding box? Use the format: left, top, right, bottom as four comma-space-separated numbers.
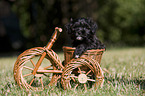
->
63, 46, 105, 65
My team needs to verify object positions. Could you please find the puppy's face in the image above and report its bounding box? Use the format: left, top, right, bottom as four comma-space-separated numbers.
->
65, 18, 98, 41
70, 23, 91, 41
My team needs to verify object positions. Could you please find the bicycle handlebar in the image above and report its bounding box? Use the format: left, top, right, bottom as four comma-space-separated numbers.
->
45, 27, 62, 49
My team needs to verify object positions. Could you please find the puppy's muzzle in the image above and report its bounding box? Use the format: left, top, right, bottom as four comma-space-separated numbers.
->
76, 36, 83, 41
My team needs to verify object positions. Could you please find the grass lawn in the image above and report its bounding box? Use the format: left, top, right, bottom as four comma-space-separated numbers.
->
0, 47, 145, 96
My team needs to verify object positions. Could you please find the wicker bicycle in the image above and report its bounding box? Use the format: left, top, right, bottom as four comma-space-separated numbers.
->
13, 27, 105, 91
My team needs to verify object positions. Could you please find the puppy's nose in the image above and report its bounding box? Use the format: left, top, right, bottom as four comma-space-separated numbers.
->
76, 36, 83, 40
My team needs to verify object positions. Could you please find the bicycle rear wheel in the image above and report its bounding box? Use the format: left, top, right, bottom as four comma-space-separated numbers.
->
61, 57, 104, 91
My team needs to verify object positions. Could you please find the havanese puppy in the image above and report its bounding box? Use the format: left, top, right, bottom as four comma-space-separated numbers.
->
65, 17, 106, 58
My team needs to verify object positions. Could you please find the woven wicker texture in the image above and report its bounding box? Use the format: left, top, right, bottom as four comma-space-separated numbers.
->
63, 46, 105, 65
13, 27, 105, 91
13, 47, 62, 91
62, 46, 105, 90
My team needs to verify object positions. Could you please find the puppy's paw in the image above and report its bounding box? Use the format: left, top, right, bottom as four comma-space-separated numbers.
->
75, 55, 79, 59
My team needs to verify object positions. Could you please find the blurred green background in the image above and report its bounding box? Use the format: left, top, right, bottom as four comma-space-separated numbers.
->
0, 0, 144, 52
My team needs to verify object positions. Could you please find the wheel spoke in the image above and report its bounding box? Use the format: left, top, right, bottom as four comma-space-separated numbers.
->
23, 73, 32, 77
84, 84, 87, 90
40, 77, 44, 89
86, 70, 91, 76
78, 67, 82, 74
74, 84, 78, 90
29, 77, 35, 86
44, 65, 52, 70
30, 59, 36, 67
87, 78, 95, 82
71, 77, 76, 82
23, 66, 33, 70
70, 76, 78, 78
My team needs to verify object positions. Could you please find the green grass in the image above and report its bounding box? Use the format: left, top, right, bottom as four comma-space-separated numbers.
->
0, 47, 145, 96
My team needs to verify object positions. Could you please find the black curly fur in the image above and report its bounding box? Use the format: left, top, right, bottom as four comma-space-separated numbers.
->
65, 17, 106, 58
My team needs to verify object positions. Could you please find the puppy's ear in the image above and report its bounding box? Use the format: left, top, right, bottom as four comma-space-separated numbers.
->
91, 22, 98, 34
65, 18, 74, 34
65, 23, 72, 34
87, 18, 98, 34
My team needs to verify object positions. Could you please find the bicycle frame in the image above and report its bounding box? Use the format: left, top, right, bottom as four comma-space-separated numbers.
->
32, 27, 63, 75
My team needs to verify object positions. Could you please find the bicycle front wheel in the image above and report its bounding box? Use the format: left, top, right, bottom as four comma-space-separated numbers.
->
13, 47, 62, 91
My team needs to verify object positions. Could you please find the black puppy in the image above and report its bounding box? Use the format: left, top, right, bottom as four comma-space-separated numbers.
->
65, 17, 106, 58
